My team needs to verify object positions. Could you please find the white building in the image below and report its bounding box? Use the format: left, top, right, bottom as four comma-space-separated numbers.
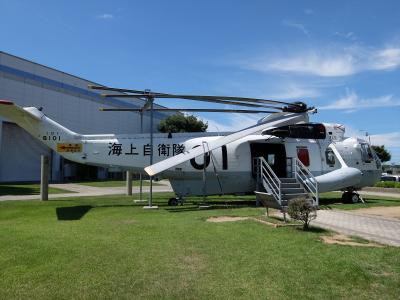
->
0, 51, 171, 182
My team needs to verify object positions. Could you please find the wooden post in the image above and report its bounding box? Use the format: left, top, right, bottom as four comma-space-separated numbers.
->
126, 170, 132, 196
40, 155, 49, 201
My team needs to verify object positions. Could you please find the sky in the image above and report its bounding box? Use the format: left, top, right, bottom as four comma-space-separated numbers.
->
1, 0, 399, 163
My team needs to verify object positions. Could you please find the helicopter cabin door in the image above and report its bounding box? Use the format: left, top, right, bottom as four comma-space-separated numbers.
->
250, 143, 287, 178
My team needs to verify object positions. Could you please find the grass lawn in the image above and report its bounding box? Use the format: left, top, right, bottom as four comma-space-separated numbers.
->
319, 192, 400, 210
75, 180, 162, 188
0, 183, 72, 196
0, 193, 399, 299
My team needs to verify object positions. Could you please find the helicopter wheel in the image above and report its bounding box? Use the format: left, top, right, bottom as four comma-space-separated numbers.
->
349, 193, 360, 203
342, 192, 360, 204
168, 198, 179, 206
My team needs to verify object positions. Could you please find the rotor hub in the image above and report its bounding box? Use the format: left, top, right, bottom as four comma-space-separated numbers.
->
282, 102, 310, 113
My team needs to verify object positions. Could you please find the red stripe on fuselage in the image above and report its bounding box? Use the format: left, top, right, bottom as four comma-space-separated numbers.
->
0, 100, 14, 105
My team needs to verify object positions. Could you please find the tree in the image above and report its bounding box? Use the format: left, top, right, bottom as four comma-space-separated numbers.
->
287, 198, 317, 230
371, 145, 391, 163
158, 114, 208, 133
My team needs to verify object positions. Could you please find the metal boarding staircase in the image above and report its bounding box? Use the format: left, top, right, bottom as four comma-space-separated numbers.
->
254, 157, 319, 210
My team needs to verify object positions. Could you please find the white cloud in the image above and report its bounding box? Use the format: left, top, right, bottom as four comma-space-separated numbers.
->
267, 85, 320, 100
204, 113, 260, 132
320, 89, 400, 111
241, 44, 400, 77
97, 13, 114, 19
282, 20, 309, 36
370, 132, 400, 148
370, 47, 400, 70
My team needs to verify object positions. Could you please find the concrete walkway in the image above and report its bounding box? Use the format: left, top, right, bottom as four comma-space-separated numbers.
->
312, 209, 400, 247
0, 181, 173, 201
358, 190, 400, 199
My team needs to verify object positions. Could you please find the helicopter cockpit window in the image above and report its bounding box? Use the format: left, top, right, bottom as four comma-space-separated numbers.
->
371, 147, 382, 169
360, 143, 373, 163
325, 148, 335, 167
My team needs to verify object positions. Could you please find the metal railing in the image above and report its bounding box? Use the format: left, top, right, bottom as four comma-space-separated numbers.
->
294, 158, 319, 206
254, 157, 282, 206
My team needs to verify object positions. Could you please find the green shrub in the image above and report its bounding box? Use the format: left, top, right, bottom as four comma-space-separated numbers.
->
287, 198, 317, 230
374, 181, 400, 188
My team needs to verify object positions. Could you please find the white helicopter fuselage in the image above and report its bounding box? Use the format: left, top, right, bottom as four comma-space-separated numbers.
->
0, 103, 382, 197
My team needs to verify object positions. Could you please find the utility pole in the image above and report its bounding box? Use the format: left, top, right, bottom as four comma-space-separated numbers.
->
143, 94, 158, 209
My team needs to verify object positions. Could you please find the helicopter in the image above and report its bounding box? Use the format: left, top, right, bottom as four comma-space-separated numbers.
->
0, 85, 382, 207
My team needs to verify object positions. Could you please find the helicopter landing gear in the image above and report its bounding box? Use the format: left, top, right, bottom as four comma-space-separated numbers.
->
341, 191, 362, 204
168, 196, 184, 206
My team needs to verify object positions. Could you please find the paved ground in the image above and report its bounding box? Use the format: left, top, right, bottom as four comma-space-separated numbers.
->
0, 180, 173, 201
312, 210, 400, 247
358, 190, 400, 199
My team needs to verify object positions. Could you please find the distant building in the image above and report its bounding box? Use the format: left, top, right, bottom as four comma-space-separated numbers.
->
0, 51, 171, 182
383, 164, 400, 175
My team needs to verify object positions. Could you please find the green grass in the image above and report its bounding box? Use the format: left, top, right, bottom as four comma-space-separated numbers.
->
374, 181, 400, 188
75, 180, 162, 188
0, 193, 399, 299
0, 183, 72, 196
319, 192, 400, 210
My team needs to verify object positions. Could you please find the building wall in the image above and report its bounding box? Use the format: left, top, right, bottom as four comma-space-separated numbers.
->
0, 52, 170, 182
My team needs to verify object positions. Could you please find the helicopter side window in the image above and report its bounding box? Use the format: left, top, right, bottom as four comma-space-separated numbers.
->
325, 148, 335, 167
297, 147, 310, 167
360, 143, 373, 163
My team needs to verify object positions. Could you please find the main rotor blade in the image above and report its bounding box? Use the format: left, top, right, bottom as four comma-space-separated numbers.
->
88, 85, 166, 95
101, 93, 292, 106
90, 85, 294, 106
156, 94, 293, 106
101, 93, 285, 109
144, 112, 308, 176
100, 108, 277, 113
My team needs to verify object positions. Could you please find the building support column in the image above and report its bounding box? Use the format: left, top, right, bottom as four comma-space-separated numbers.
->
40, 155, 49, 201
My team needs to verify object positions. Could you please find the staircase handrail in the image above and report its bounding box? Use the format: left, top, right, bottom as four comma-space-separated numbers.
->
256, 157, 282, 205
294, 158, 319, 206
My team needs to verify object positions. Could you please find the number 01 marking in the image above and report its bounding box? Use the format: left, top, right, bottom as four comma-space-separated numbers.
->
189, 145, 228, 170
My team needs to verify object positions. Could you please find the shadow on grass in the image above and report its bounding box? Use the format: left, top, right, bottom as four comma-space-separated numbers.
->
0, 186, 38, 196
56, 206, 92, 220
56, 204, 135, 220
319, 198, 343, 206
302, 226, 329, 233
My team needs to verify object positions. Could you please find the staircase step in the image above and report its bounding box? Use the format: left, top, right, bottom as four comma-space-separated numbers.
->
281, 192, 308, 200
281, 182, 301, 188
279, 178, 297, 183
281, 188, 306, 194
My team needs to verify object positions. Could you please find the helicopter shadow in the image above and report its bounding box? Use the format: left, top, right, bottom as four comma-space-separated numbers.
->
55, 204, 134, 220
